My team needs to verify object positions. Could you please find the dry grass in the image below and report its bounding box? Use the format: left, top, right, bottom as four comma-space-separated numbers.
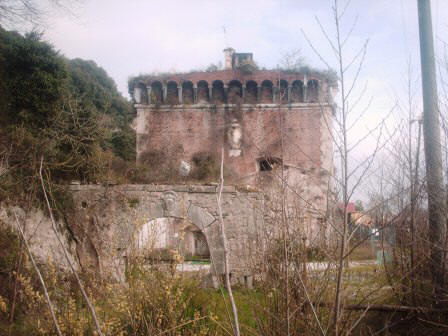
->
349, 241, 378, 261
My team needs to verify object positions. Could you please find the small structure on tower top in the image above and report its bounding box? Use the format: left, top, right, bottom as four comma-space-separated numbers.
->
223, 47, 254, 70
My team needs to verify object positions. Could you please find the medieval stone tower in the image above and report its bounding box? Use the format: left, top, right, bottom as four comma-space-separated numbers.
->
130, 48, 335, 243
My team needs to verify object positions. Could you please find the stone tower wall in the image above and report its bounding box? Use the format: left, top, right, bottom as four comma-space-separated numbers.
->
131, 68, 335, 243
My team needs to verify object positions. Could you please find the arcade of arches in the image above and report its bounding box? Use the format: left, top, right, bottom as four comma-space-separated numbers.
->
133, 78, 321, 105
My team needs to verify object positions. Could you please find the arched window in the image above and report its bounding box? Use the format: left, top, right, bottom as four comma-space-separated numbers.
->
307, 79, 319, 102
257, 157, 282, 172
245, 80, 257, 104
182, 81, 194, 105
291, 80, 304, 103
279, 80, 288, 104
166, 81, 179, 105
228, 80, 242, 104
197, 80, 209, 103
261, 80, 273, 103
134, 82, 148, 104
212, 80, 225, 104
150, 81, 163, 104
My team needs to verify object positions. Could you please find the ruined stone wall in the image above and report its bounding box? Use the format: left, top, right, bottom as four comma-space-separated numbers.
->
68, 184, 264, 281
0, 185, 265, 284
0, 179, 333, 284
0, 205, 78, 270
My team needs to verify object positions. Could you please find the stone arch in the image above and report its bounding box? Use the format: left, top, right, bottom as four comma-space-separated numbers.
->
134, 82, 148, 104
212, 80, 225, 104
279, 79, 288, 104
291, 80, 304, 103
166, 81, 179, 105
245, 80, 257, 104
150, 81, 163, 104
307, 79, 319, 102
183, 223, 210, 258
228, 80, 242, 104
71, 186, 262, 286
131, 196, 223, 273
182, 81, 194, 104
135, 217, 210, 259
197, 80, 209, 103
260, 80, 273, 103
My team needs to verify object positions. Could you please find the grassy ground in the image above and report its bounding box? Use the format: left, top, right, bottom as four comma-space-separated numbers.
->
197, 263, 394, 334
348, 241, 378, 261
197, 287, 264, 334
184, 255, 211, 263
1, 227, 443, 335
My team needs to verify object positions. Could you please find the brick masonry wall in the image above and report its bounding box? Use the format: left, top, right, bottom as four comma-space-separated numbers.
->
136, 104, 332, 180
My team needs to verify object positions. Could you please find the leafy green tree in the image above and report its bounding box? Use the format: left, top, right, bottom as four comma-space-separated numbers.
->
66, 58, 135, 161
0, 27, 135, 204
0, 28, 67, 128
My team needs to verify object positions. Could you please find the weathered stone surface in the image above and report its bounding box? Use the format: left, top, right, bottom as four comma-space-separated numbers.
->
70, 184, 264, 279
0, 205, 78, 271
187, 204, 215, 230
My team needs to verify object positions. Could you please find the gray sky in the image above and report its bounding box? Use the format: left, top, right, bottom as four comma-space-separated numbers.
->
42, 0, 448, 99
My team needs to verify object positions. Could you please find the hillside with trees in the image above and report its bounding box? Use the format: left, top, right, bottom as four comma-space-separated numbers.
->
1, 0, 448, 334
0, 27, 136, 205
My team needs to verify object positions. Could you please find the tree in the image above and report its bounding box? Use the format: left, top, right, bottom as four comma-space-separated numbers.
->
279, 49, 305, 71
0, 27, 135, 204
0, 28, 67, 128
0, 0, 81, 28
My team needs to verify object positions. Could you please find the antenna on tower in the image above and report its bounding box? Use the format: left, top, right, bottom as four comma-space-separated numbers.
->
222, 25, 229, 48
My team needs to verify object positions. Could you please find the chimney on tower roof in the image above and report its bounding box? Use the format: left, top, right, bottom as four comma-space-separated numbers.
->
223, 47, 235, 70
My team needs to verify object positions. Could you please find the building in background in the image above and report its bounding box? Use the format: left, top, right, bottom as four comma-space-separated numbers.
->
129, 48, 336, 245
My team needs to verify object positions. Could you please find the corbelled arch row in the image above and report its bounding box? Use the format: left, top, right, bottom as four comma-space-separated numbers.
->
133, 77, 321, 105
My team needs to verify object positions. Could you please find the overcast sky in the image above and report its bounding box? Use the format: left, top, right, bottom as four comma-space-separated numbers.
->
41, 0, 448, 99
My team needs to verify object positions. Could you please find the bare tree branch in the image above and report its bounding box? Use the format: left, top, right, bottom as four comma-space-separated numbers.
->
217, 147, 240, 336
12, 211, 62, 336
39, 157, 104, 336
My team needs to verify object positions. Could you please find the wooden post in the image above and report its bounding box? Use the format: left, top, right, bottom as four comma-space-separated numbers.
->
417, 0, 447, 298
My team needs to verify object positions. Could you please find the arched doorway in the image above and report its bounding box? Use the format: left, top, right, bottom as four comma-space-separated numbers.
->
260, 80, 273, 103
166, 81, 179, 105
291, 80, 304, 103
245, 80, 257, 104
135, 217, 210, 260
182, 81, 194, 104
212, 80, 225, 104
181, 222, 210, 258
307, 79, 319, 102
197, 80, 209, 103
227, 80, 243, 104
